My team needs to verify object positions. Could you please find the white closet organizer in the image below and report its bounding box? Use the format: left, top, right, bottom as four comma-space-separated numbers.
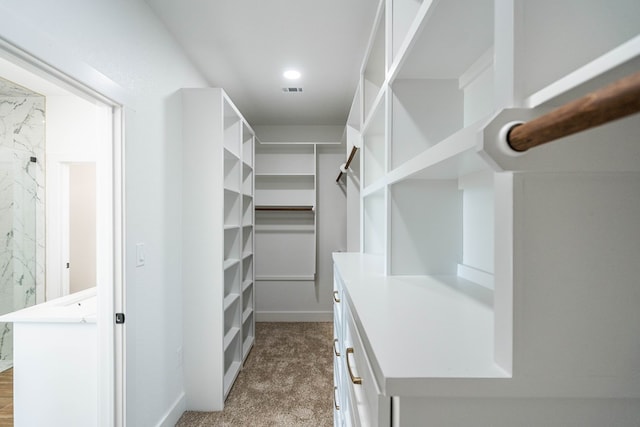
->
334, 0, 640, 426
182, 88, 255, 411
254, 142, 317, 281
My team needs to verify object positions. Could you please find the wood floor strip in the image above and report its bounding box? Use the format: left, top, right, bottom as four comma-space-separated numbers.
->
0, 369, 12, 426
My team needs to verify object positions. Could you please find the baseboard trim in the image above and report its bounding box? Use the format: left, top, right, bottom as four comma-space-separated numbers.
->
156, 391, 186, 427
256, 311, 333, 322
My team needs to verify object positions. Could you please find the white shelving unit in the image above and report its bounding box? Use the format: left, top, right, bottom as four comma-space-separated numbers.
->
182, 88, 255, 411
344, 87, 362, 252
334, 1, 640, 426
254, 143, 317, 282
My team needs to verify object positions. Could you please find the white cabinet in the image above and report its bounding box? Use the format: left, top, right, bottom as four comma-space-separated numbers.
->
254, 143, 317, 282
335, 0, 640, 425
0, 288, 97, 427
182, 88, 255, 411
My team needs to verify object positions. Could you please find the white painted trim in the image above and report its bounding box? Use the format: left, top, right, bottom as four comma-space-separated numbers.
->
456, 264, 495, 290
156, 392, 186, 427
60, 164, 71, 297
113, 105, 126, 427
256, 311, 333, 322
0, 5, 133, 109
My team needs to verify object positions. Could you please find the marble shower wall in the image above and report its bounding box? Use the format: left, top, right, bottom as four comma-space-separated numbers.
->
0, 77, 45, 368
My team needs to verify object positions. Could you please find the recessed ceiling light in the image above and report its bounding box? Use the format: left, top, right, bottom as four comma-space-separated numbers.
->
283, 70, 301, 80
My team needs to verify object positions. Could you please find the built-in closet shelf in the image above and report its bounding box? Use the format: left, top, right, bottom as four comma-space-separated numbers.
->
361, 85, 386, 134
361, 179, 387, 198
256, 275, 315, 281
254, 140, 317, 293
223, 327, 240, 352
255, 173, 314, 177
224, 147, 240, 161
255, 205, 315, 212
242, 307, 253, 323
242, 280, 253, 292
223, 293, 240, 311
526, 35, 640, 108
183, 88, 254, 411
223, 259, 240, 270
392, 0, 493, 82
337, 0, 640, 424
241, 337, 253, 360
361, 0, 386, 123
386, 117, 491, 183
223, 361, 242, 397
388, 0, 426, 76
334, 253, 508, 393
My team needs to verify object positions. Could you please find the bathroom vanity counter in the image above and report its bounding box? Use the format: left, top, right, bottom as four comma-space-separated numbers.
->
0, 286, 97, 323
0, 287, 98, 426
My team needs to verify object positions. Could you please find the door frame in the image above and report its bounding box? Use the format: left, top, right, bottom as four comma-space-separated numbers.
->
0, 19, 128, 427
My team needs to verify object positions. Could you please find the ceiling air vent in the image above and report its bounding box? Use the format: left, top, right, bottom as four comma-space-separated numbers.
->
282, 87, 303, 93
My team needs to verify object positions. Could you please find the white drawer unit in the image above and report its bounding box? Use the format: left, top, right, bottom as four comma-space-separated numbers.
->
334, 266, 391, 427
343, 306, 390, 427
333, 250, 640, 426
333, 271, 346, 427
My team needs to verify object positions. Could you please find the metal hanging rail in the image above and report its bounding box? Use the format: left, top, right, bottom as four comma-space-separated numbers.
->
507, 71, 640, 152
336, 145, 359, 182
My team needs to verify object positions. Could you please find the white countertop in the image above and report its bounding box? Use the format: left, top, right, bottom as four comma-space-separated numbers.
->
333, 252, 509, 397
0, 287, 97, 323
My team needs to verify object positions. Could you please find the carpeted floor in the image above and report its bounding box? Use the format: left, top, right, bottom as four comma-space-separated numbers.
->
176, 322, 333, 427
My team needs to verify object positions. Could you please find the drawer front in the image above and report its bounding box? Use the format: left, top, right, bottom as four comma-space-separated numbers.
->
333, 269, 343, 327
333, 370, 344, 426
333, 314, 344, 420
344, 306, 390, 427
333, 267, 345, 426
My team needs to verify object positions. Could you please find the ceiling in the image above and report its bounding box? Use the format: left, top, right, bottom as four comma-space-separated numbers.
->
144, 0, 379, 126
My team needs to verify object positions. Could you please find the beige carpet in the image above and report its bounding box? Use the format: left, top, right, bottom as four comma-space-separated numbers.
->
176, 322, 334, 427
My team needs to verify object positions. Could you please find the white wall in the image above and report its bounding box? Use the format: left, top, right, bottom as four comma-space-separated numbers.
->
45, 94, 102, 301
316, 143, 348, 307
255, 125, 344, 143
0, 1, 208, 426
69, 163, 97, 293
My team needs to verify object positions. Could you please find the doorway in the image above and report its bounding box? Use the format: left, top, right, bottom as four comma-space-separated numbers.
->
0, 39, 124, 426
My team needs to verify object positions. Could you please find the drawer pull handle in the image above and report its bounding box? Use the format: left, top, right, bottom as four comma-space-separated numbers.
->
333, 291, 341, 303
333, 338, 340, 357
334, 386, 340, 411
346, 347, 362, 385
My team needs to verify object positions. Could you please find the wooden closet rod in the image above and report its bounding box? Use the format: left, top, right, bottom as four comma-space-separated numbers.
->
507, 71, 640, 152
255, 205, 314, 211
336, 145, 359, 182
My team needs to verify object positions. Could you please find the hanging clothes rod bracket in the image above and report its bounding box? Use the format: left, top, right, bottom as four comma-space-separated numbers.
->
336, 145, 359, 182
